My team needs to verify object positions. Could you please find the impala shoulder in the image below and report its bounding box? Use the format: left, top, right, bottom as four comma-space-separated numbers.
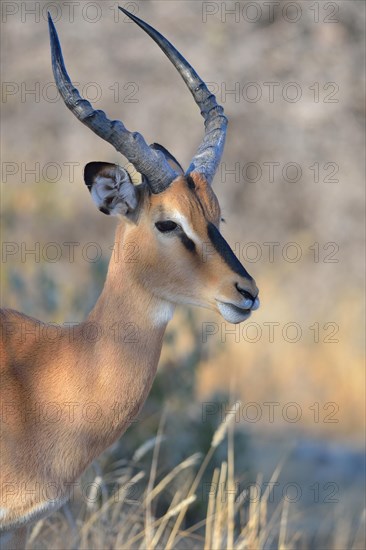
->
1, 308, 44, 342
0, 309, 47, 370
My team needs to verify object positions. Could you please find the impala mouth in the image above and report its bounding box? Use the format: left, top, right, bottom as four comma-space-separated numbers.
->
216, 298, 260, 324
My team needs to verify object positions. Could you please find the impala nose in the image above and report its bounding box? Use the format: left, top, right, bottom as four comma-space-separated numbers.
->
236, 283, 260, 310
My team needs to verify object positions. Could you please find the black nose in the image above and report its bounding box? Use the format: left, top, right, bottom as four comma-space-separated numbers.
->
235, 283, 257, 303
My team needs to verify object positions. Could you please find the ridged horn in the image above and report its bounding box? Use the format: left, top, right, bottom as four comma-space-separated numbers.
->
48, 12, 178, 193
119, 7, 228, 185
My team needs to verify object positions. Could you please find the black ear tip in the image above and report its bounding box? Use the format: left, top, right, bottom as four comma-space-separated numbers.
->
99, 207, 110, 215
84, 161, 113, 188
150, 143, 184, 174
84, 162, 105, 190
84, 162, 96, 189
150, 143, 167, 153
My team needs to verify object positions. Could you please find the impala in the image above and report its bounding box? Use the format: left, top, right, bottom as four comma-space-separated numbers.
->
0, 8, 259, 548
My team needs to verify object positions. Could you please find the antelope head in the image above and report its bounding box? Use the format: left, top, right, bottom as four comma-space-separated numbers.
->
48, 8, 259, 324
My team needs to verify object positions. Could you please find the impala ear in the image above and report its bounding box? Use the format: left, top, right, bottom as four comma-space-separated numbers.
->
84, 162, 139, 216
150, 143, 184, 175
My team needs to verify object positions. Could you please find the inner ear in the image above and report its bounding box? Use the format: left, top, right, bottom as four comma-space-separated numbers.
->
84, 162, 138, 216
150, 143, 184, 175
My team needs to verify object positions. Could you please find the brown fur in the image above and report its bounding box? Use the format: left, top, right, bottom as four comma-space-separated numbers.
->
0, 173, 257, 545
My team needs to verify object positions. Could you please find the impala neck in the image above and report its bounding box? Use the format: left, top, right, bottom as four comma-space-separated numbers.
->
80, 222, 174, 440
87, 223, 174, 334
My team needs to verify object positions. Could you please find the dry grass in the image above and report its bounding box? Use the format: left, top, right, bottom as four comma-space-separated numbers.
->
26, 403, 364, 550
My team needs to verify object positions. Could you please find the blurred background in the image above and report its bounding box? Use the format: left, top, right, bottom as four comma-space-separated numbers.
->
1, 1, 365, 548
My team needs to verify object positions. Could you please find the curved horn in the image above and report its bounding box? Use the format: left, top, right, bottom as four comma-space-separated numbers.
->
119, 7, 228, 185
48, 13, 177, 193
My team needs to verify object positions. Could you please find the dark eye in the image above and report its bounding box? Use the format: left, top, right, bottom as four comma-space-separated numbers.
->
155, 220, 178, 233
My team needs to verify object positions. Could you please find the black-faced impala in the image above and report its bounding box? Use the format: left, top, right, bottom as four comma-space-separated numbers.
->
0, 8, 259, 548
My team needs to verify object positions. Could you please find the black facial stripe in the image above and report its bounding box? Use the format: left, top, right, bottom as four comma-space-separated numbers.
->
180, 232, 196, 253
207, 222, 253, 280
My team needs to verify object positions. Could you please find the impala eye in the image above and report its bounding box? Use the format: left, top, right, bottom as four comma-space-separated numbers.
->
155, 220, 178, 233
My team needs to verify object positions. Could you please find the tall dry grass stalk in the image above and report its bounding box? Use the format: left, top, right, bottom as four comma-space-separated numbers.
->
28, 406, 364, 550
